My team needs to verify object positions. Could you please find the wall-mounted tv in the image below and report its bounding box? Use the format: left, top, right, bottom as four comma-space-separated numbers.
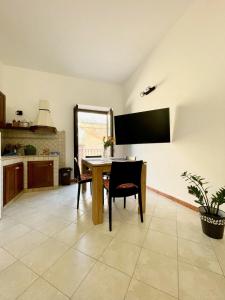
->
114, 108, 170, 145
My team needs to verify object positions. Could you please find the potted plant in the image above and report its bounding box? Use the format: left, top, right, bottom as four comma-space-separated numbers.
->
24, 144, 37, 155
181, 172, 225, 239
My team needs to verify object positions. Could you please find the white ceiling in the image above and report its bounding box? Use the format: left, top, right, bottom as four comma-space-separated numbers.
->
0, 0, 192, 83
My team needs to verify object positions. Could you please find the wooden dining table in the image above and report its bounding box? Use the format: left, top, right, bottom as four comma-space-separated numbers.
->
81, 158, 147, 225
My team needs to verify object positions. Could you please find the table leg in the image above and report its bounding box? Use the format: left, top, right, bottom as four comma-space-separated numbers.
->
141, 164, 146, 213
92, 167, 104, 224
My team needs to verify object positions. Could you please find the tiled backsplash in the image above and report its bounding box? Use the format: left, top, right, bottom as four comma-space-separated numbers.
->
1, 130, 65, 168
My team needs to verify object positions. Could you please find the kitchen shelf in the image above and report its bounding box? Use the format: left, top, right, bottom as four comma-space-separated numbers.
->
3, 126, 31, 130
0, 125, 57, 134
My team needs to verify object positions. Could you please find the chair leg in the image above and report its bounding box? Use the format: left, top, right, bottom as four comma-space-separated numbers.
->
77, 183, 81, 209
109, 195, 112, 231
124, 197, 126, 208
90, 182, 92, 195
134, 194, 136, 199
138, 192, 143, 223
113, 197, 115, 202
102, 187, 104, 207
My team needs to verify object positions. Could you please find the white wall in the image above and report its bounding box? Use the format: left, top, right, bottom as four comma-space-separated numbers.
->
1, 65, 124, 169
124, 0, 225, 206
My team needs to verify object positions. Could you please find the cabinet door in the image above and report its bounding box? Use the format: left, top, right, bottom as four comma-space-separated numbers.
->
15, 163, 24, 194
28, 161, 54, 188
3, 162, 24, 206
3, 164, 16, 206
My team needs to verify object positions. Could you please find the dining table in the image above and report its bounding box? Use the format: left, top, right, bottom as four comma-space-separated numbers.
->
81, 157, 147, 225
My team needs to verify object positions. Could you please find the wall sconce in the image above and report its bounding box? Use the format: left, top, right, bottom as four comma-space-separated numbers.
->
140, 86, 156, 97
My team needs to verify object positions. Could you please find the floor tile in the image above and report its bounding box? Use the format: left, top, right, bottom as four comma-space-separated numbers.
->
179, 262, 225, 300
150, 217, 177, 237
90, 219, 122, 237
134, 248, 178, 298
143, 230, 177, 258
178, 238, 222, 274
153, 206, 177, 221
21, 238, 69, 275
145, 202, 156, 216
210, 240, 225, 276
50, 206, 84, 223
100, 239, 141, 275
0, 248, 16, 272
3, 230, 48, 259
177, 221, 212, 246
54, 222, 91, 246
0, 217, 17, 232
115, 223, 147, 246
31, 215, 71, 236
0, 224, 31, 246
0, 261, 38, 299
75, 213, 95, 229
177, 207, 199, 224
43, 249, 95, 297
13, 211, 50, 228
119, 210, 152, 229
75, 230, 112, 259
71, 262, 130, 300
125, 278, 177, 300
18, 278, 68, 300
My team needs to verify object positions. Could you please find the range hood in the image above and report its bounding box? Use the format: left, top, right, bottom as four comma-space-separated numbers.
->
30, 100, 57, 134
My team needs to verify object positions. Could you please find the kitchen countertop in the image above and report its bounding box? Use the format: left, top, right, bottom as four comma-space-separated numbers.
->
0, 154, 59, 161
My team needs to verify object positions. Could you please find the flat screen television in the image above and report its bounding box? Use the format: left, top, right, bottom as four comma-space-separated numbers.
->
114, 108, 170, 145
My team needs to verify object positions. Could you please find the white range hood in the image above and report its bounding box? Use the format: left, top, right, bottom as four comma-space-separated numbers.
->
30, 100, 57, 134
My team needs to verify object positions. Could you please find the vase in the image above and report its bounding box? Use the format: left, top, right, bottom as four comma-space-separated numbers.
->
103, 147, 109, 158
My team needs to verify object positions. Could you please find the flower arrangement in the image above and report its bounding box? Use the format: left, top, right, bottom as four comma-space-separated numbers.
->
103, 136, 114, 149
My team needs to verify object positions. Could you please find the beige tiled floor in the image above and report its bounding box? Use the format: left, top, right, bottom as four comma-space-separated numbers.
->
0, 185, 225, 299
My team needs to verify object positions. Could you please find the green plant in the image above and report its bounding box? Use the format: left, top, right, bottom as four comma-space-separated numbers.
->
24, 144, 37, 155
103, 136, 114, 148
181, 171, 225, 215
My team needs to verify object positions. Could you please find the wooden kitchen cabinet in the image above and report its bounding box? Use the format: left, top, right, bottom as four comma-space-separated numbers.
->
28, 160, 53, 188
0, 91, 6, 128
3, 162, 24, 206
15, 163, 24, 195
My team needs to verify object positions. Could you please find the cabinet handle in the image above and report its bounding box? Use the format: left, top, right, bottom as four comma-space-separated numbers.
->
15, 167, 20, 170
49, 164, 52, 166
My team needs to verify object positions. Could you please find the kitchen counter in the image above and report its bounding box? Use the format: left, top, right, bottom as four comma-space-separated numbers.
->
1, 154, 59, 160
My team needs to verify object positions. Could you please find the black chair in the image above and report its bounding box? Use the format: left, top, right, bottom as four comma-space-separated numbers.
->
112, 156, 137, 206
74, 157, 92, 209
103, 161, 143, 231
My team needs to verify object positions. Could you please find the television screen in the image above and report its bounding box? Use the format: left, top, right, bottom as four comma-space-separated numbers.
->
114, 108, 170, 145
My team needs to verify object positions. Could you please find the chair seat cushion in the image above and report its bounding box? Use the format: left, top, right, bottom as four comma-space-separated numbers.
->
103, 179, 110, 190
103, 179, 137, 190
116, 183, 138, 189
80, 173, 92, 181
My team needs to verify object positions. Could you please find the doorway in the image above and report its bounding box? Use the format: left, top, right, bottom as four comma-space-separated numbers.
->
74, 105, 113, 171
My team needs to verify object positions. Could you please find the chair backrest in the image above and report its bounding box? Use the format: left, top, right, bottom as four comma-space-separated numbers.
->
125, 156, 136, 161
109, 161, 143, 195
74, 157, 81, 181
85, 155, 102, 158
